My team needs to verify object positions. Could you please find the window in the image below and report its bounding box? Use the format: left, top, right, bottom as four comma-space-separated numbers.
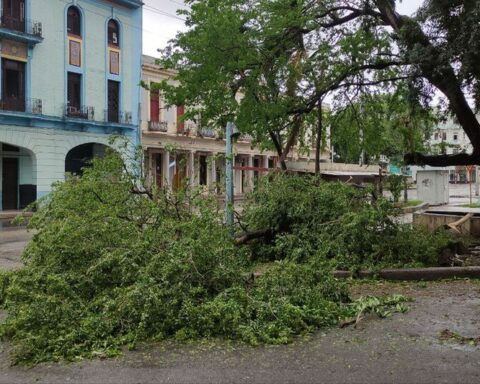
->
108, 80, 120, 123
69, 40, 81, 67
442, 132, 447, 140
108, 19, 120, 46
453, 134, 458, 141
2, 144, 19, 152
2, 59, 25, 112
67, 72, 82, 111
2, 0, 25, 32
109, 50, 120, 75
150, 89, 160, 122
67, 6, 81, 37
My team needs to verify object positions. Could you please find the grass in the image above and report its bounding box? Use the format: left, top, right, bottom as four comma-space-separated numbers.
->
401, 200, 423, 207
461, 203, 480, 208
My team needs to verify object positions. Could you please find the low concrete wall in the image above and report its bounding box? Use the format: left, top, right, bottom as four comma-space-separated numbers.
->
413, 211, 480, 236
403, 202, 429, 214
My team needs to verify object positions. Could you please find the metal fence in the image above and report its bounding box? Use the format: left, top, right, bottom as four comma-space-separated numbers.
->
0, 98, 42, 114
0, 16, 42, 37
64, 104, 95, 120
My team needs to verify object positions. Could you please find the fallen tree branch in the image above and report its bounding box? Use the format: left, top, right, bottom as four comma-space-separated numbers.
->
447, 213, 474, 235
235, 229, 273, 245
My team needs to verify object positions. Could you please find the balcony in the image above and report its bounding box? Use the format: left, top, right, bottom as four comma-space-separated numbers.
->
148, 120, 168, 132
0, 97, 42, 114
64, 105, 95, 120
104, 110, 133, 125
0, 16, 43, 45
238, 133, 253, 142
177, 123, 195, 136
196, 128, 217, 138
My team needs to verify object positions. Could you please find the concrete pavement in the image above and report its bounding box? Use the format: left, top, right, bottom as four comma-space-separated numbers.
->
0, 219, 31, 271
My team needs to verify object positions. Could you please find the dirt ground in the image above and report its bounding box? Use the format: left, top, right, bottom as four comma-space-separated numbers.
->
1, 280, 479, 384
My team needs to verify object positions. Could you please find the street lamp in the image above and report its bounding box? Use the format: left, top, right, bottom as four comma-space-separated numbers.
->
225, 122, 240, 227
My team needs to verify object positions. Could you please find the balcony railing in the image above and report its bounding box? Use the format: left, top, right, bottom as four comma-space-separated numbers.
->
238, 133, 253, 142
0, 16, 42, 37
177, 123, 194, 136
104, 110, 133, 125
148, 120, 168, 132
0, 97, 42, 114
196, 128, 217, 138
65, 104, 95, 120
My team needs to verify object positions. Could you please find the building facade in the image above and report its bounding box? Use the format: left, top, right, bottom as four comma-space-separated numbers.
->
428, 118, 476, 183
141, 55, 331, 196
0, 0, 142, 210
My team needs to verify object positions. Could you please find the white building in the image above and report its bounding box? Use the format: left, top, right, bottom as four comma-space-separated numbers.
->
140, 55, 332, 195
426, 118, 476, 183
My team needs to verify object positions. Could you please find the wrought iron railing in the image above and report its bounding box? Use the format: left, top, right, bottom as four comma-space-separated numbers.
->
196, 128, 217, 138
0, 97, 42, 114
0, 16, 42, 37
238, 133, 253, 142
148, 120, 168, 132
176, 123, 193, 136
65, 104, 95, 120
104, 110, 133, 124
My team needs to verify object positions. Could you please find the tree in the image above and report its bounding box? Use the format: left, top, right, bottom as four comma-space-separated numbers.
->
158, 0, 480, 168
330, 87, 436, 164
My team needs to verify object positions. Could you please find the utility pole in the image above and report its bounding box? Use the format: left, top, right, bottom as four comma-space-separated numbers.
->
225, 122, 240, 228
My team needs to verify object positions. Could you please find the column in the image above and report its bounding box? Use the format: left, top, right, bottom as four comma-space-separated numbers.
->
162, 149, 170, 190
188, 151, 196, 187
247, 154, 254, 192
209, 152, 217, 191
145, 149, 153, 187
263, 155, 269, 170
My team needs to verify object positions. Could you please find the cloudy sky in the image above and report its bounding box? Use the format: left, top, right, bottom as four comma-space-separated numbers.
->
142, 0, 424, 57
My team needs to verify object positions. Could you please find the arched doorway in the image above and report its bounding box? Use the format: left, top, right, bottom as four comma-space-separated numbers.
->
65, 143, 108, 176
1, 142, 37, 210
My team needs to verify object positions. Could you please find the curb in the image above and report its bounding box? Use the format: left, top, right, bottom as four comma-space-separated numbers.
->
333, 266, 480, 281
0, 212, 33, 220
402, 202, 429, 214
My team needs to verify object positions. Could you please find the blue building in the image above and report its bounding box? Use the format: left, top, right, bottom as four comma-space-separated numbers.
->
0, 0, 142, 211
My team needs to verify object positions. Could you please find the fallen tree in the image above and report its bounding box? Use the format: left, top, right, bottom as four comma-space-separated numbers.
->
0, 153, 410, 365
238, 173, 454, 269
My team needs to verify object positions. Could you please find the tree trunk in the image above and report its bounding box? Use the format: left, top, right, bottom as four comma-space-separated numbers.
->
376, 0, 480, 166
268, 129, 288, 170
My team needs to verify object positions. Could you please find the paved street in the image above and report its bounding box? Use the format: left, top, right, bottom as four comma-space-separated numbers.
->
0, 280, 479, 384
1, 188, 480, 383
0, 219, 31, 271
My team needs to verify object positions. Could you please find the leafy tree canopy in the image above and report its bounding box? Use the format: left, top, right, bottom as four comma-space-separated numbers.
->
158, 0, 480, 168
330, 86, 436, 164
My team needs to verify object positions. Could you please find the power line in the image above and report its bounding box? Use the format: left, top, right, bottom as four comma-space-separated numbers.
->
143, 4, 186, 21
57, 0, 186, 33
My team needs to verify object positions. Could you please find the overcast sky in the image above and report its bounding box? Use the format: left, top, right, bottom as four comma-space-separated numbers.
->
142, 0, 424, 57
